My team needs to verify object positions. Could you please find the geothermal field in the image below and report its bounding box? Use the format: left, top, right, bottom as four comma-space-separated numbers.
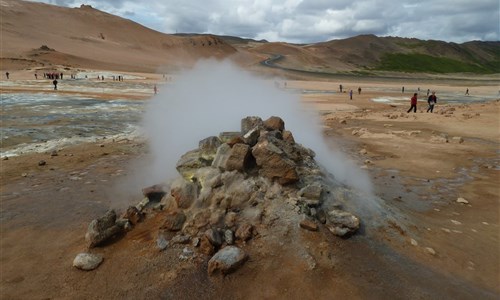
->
2, 60, 499, 299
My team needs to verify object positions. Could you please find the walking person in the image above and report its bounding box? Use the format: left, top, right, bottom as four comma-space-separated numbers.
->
349, 89, 353, 100
53, 79, 58, 90
407, 93, 418, 113
358, 87, 362, 94
427, 91, 437, 113
465, 88, 469, 95
5, 72, 9, 79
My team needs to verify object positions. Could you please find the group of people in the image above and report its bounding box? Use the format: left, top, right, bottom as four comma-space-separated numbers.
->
339, 84, 362, 100
407, 91, 437, 113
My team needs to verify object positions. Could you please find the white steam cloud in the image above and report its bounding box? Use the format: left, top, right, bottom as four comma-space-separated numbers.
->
127, 59, 372, 198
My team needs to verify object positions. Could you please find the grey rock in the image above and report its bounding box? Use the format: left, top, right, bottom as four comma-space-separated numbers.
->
224, 229, 235, 245
73, 253, 103, 271
326, 209, 360, 237
208, 246, 248, 275
157, 235, 169, 251
241, 116, 263, 134
199, 136, 222, 161
85, 210, 122, 248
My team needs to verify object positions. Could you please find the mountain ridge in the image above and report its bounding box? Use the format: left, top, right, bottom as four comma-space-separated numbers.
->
1, 0, 498, 74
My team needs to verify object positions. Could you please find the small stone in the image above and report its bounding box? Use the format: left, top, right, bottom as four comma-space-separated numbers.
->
38, 160, 46, 166
359, 149, 367, 155
451, 220, 462, 225
50, 150, 58, 156
208, 246, 248, 275
456, 197, 469, 204
2, 156, 9, 160
235, 223, 253, 241
157, 236, 169, 251
21, 173, 28, 177
410, 238, 418, 246
73, 253, 103, 271
482, 222, 489, 225
299, 218, 318, 231
425, 247, 436, 255
224, 229, 234, 245
441, 228, 451, 233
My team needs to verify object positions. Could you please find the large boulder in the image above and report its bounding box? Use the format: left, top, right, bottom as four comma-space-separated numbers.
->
160, 210, 187, 231
199, 136, 222, 161
208, 246, 248, 275
263, 116, 285, 132
85, 210, 122, 248
252, 139, 299, 185
225, 143, 252, 172
326, 209, 360, 237
176, 149, 209, 179
170, 178, 198, 209
241, 116, 263, 134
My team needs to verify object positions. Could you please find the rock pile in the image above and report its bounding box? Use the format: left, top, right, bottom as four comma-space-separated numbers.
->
77, 116, 361, 275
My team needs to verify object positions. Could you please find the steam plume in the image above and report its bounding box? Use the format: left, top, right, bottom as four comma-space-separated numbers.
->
121, 59, 372, 200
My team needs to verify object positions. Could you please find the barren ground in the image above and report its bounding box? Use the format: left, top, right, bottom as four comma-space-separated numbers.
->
1, 74, 499, 299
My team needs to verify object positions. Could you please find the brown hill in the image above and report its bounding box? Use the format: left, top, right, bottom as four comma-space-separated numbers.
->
1, 0, 498, 75
0, 0, 247, 73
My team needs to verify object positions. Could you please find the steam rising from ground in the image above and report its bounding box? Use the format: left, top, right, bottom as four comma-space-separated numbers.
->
122, 60, 372, 199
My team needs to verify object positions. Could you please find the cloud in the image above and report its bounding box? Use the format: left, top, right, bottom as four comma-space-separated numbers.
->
29, 0, 499, 43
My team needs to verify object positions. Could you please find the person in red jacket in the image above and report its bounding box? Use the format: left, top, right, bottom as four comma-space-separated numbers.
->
407, 93, 418, 113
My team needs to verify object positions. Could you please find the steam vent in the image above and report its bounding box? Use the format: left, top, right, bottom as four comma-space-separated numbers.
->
79, 116, 360, 274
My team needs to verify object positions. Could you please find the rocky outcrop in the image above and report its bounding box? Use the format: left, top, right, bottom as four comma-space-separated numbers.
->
79, 115, 361, 274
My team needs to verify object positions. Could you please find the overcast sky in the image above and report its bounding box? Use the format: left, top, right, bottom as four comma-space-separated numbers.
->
30, 0, 499, 44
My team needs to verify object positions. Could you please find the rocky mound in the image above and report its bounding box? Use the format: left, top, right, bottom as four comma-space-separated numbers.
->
76, 116, 360, 274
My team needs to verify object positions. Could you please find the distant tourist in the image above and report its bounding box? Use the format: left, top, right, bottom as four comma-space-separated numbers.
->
5, 72, 9, 79
339, 84, 343, 93
427, 91, 437, 113
53, 79, 58, 90
427, 89, 430, 96
465, 88, 469, 95
358, 87, 362, 94
402, 86, 405, 93
154, 85, 158, 94
407, 93, 418, 113
349, 90, 353, 100
34, 73, 38, 79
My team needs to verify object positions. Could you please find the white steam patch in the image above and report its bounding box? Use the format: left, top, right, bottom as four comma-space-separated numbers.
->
119, 59, 372, 201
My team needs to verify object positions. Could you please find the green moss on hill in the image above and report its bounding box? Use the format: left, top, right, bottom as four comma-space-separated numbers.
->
376, 53, 499, 73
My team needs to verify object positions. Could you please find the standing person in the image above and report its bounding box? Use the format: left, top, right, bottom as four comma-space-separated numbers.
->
465, 88, 469, 95
358, 87, 362, 94
339, 84, 343, 93
427, 91, 437, 113
427, 89, 430, 96
34, 73, 38, 79
5, 72, 9, 79
407, 93, 418, 113
402, 86, 405, 93
349, 89, 353, 100
53, 79, 58, 90
153, 85, 158, 94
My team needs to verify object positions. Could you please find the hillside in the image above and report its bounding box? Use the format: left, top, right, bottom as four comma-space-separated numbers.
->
0, 0, 251, 73
1, 0, 498, 75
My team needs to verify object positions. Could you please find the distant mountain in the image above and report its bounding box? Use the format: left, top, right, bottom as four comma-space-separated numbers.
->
1, 0, 498, 75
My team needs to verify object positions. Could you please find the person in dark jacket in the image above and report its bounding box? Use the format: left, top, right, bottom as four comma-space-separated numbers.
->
427, 91, 437, 113
407, 93, 417, 113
